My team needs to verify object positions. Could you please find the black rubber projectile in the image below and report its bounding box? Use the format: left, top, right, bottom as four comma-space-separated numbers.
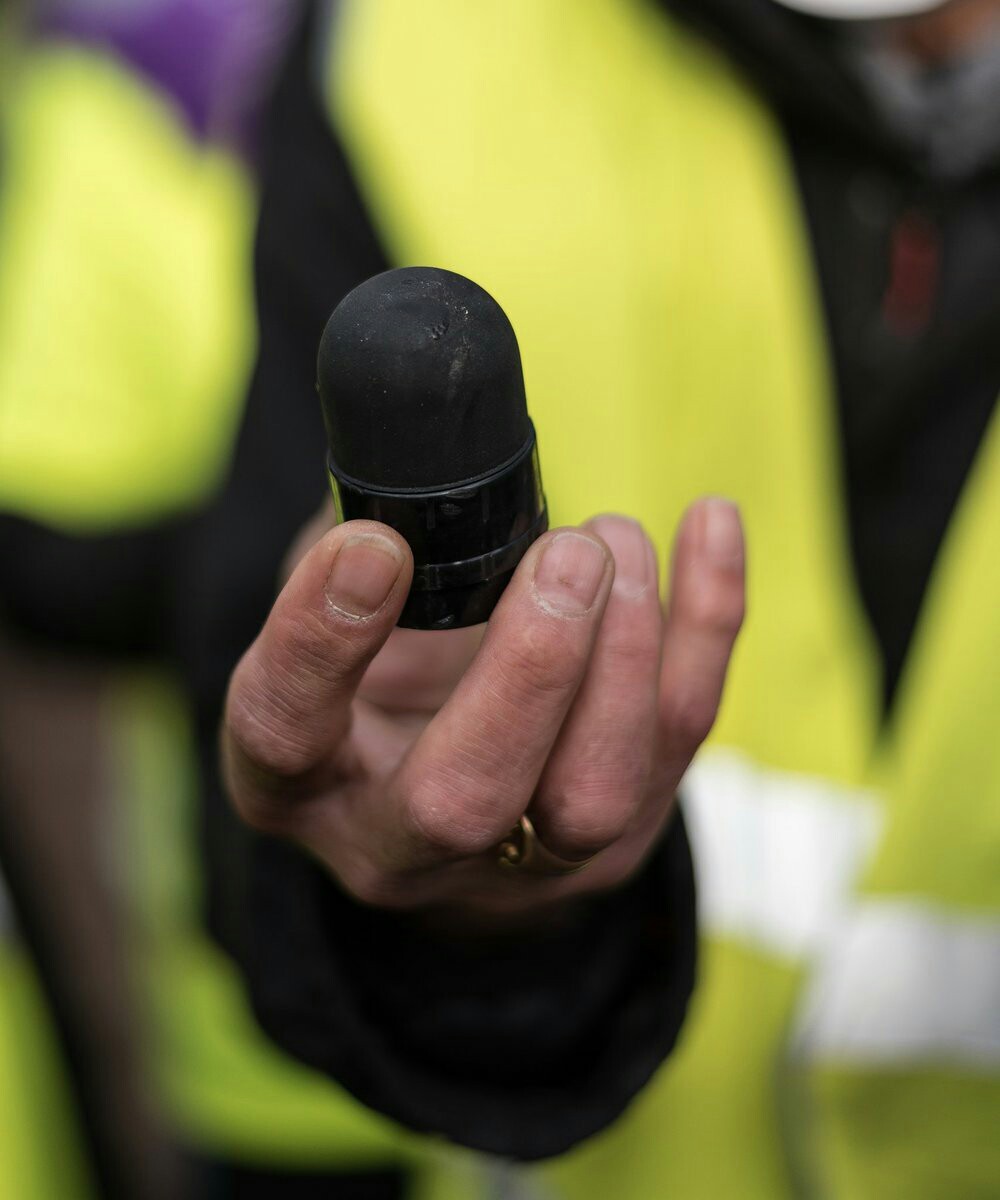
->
317, 266, 547, 629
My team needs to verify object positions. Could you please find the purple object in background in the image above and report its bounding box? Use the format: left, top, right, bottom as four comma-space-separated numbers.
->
33, 0, 302, 155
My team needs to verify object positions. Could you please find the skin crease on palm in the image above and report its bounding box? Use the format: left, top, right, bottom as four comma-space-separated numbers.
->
224, 496, 746, 929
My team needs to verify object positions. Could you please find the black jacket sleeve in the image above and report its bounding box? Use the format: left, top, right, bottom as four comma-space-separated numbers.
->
243, 817, 696, 1161
175, 7, 698, 1161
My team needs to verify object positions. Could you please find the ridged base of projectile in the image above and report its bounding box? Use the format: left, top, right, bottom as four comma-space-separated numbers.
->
327, 425, 547, 630
398, 511, 547, 629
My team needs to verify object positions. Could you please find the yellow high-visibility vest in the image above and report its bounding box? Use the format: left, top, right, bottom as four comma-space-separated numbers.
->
323, 2, 1000, 1195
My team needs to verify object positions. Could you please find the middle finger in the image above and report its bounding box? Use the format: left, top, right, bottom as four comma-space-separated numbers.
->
385, 527, 613, 866
530, 516, 664, 861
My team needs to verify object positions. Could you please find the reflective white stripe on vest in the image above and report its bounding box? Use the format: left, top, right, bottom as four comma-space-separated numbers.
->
681, 749, 883, 959
792, 900, 1000, 1068
684, 749, 1000, 1068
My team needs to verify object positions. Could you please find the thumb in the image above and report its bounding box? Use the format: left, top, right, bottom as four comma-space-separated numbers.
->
223, 520, 413, 829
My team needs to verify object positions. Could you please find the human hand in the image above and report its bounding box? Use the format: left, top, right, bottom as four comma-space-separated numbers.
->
223, 499, 744, 921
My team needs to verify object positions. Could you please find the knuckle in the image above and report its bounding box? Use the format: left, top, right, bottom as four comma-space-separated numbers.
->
400, 772, 505, 860
225, 677, 323, 782
680, 583, 745, 637
604, 630, 658, 677
544, 823, 622, 862
540, 776, 641, 858
495, 621, 588, 705
665, 692, 719, 752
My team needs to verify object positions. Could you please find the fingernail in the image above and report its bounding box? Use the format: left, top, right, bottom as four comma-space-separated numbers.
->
589, 516, 652, 599
533, 532, 608, 615
325, 533, 404, 618
701, 498, 744, 567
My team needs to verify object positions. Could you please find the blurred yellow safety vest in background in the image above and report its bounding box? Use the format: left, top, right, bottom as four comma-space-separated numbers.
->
0, 911, 94, 1199
0, 38, 475, 1200
0, 43, 251, 531
326, 2, 1000, 1196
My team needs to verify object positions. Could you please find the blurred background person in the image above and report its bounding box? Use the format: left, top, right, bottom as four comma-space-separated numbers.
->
0, 2, 257, 1194
0, 3, 461, 1198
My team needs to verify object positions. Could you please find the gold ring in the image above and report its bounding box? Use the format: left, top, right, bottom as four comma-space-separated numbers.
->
497, 814, 595, 876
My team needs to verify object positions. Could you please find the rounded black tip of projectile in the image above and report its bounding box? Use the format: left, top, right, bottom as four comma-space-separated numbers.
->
317, 266, 530, 490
